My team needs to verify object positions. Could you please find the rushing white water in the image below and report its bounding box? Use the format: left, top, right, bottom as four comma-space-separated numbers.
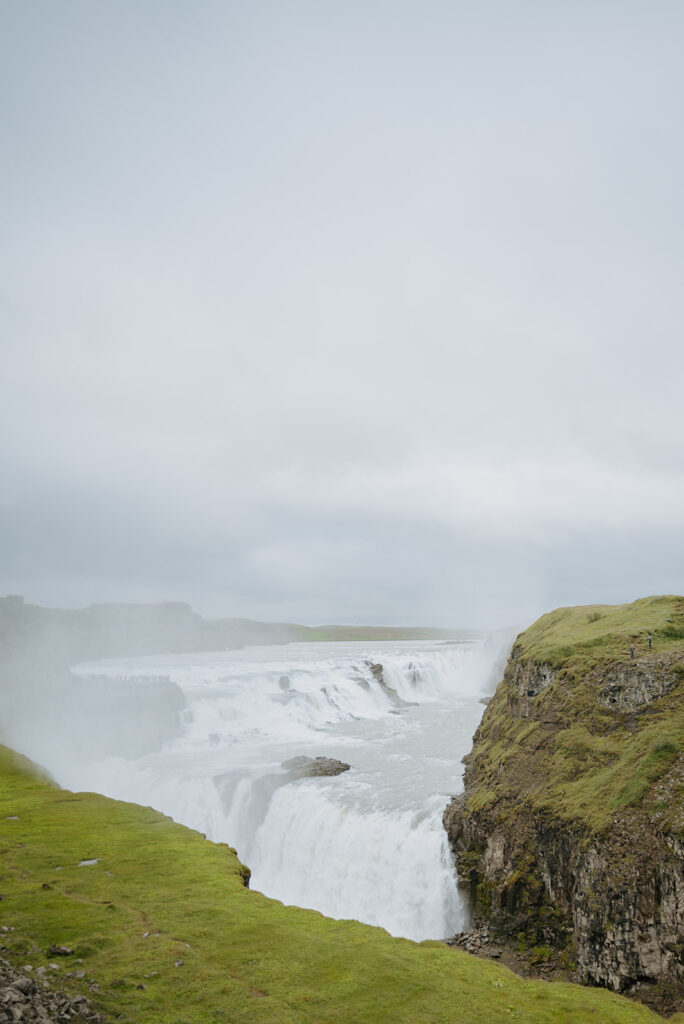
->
49, 637, 505, 942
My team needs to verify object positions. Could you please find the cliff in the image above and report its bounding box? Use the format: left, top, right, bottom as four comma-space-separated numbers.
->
444, 595, 684, 1014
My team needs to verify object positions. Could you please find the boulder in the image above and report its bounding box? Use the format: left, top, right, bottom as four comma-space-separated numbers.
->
282, 756, 351, 779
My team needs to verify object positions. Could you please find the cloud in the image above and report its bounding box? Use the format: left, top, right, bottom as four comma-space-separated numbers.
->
1, 1, 683, 625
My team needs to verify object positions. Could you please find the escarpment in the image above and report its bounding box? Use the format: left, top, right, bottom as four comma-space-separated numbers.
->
444, 596, 684, 1013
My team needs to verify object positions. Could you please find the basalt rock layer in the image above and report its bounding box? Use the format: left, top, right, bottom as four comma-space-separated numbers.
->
444, 596, 684, 1014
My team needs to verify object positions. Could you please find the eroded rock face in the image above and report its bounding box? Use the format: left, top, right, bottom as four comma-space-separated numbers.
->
572, 829, 684, 991
446, 784, 684, 1001
595, 655, 683, 710
511, 659, 557, 700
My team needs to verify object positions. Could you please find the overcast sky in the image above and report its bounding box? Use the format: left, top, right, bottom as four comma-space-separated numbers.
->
1, 1, 683, 627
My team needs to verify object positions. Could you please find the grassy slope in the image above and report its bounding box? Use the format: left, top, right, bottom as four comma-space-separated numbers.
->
466, 595, 684, 834
0, 748, 670, 1024
517, 595, 684, 671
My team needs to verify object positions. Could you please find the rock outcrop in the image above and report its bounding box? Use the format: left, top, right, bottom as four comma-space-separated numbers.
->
444, 596, 684, 1014
594, 655, 684, 711
282, 756, 351, 778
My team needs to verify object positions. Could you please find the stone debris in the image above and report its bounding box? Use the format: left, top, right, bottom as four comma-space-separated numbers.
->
0, 957, 103, 1022
447, 924, 499, 956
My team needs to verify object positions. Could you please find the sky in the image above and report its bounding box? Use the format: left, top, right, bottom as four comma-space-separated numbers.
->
1, 1, 683, 628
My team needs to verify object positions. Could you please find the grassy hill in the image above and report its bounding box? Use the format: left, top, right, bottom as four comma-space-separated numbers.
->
0, 745, 673, 1024
0, 595, 465, 671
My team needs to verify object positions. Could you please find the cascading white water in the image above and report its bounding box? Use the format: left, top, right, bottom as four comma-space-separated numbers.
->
46, 638, 504, 941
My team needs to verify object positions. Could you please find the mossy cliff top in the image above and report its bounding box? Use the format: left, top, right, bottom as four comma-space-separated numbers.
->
464, 595, 684, 834
516, 595, 684, 673
0, 746, 669, 1024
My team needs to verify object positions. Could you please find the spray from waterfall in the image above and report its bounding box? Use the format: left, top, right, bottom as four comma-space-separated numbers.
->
11, 637, 511, 941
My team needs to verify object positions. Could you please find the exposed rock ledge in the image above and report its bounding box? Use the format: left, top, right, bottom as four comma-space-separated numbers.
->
443, 598, 684, 1015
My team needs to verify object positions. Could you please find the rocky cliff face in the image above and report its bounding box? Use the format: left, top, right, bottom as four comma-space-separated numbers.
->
444, 597, 684, 1013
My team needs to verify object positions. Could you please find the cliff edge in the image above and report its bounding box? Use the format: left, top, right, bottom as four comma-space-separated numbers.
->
444, 595, 684, 1014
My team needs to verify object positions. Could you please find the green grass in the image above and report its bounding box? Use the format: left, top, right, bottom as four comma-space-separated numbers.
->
516, 595, 684, 673
0, 746, 670, 1024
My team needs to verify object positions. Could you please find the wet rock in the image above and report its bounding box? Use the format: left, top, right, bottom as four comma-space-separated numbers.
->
368, 662, 384, 685
364, 661, 415, 705
282, 755, 351, 778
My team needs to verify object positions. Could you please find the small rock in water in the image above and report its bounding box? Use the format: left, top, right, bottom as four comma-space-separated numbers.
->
282, 756, 351, 778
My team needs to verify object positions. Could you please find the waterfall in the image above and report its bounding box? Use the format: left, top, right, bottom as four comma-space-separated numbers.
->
45, 638, 501, 941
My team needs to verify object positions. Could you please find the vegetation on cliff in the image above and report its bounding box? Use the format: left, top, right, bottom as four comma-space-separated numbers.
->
444, 596, 684, 1013
462, 595, 684, 831
0, 745, 669, 1023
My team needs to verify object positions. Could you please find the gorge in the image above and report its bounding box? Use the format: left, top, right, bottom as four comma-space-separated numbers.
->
0, 595, 682, 1022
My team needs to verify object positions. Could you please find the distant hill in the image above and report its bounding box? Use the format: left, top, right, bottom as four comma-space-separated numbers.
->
0, 594, 471, 668
0, 595, 478, 774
